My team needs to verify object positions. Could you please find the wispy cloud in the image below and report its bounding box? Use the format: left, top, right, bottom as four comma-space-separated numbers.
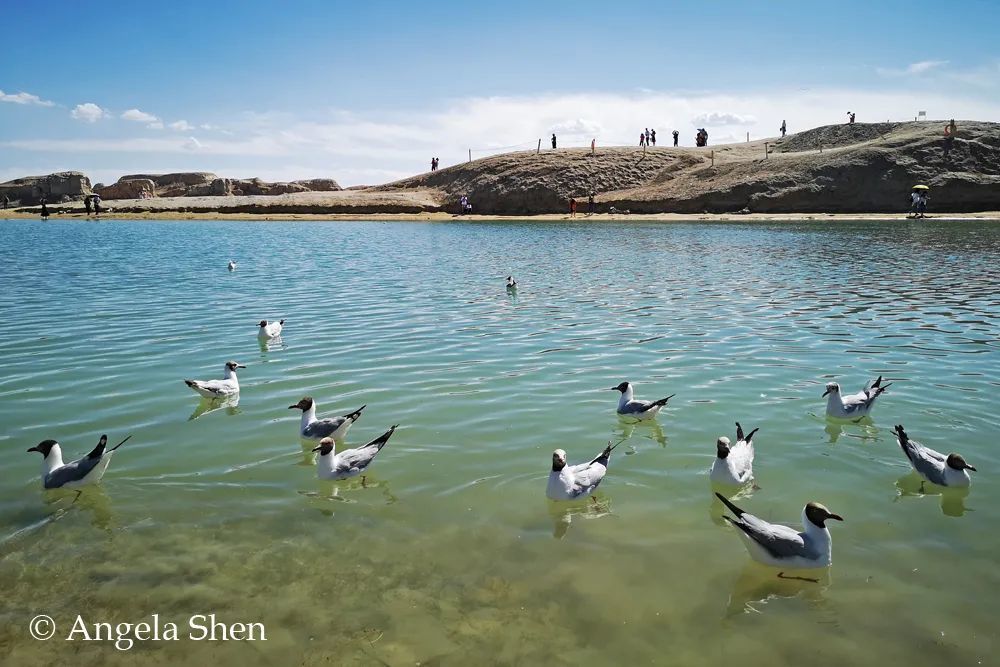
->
70, 103, 105, 123
121, 108, 158, 122
877, 60, 949, 77
691, 111, 756, 126
0, 89, 55, 106
169, 120, 194, 131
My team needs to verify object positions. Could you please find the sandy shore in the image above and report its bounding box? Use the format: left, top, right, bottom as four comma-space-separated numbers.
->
4, 209, 999, 222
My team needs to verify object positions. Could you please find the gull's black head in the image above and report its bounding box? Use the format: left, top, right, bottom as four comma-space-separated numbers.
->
27, 439, 59, 456
805, 502, 843, 528
258, 320, 268, 327
716, 437, 731, 459
552, 449, 567, 472
947, 453, 976, 472
311, 438, 335, 455
610, 382, 631, 393
822, 382, 840, 397
225, 360, 246, 371
289, 396, 314, 411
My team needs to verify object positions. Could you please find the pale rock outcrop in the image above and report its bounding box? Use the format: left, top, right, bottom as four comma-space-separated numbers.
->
0, 171, 92, 205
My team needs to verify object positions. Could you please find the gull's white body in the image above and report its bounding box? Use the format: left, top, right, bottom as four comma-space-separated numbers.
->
39, 443, 115, 489
824, 378, 889, 420
300, 402, 355, 441
733, 507, 833, 569
615, 384, 671, 420
710, 437, 754, 486
185, 365, 241, 399
258, 320, 284, 339
546, 444, 616, 501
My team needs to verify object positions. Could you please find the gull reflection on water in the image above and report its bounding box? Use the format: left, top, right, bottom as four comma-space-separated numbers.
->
894, 473, 972, 517
187, 395, 241, 421
614, 418, 668, 448
822, 417, 879, 445
298, 476, 398, 515
547, 496, 614, 539
708, 483, 758, 527
724, 562, 833, 618
258, 335, 285, 354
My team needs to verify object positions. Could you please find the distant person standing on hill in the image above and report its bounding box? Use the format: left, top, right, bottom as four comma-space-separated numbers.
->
552, 134, 557, 149
639, 132, 645, 147
780, 120, 787, 137
672, 129, 679, 146
644, 128, 650, 145
847, 111, 856, 124
650, 129, 656, 146
84, 194, 92, 215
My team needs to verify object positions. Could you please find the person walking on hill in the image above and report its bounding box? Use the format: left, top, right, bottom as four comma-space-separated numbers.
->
780, 120, 787, 137
551, 134, 557, 149
650, 129, 656, 146
672, 129, 679, 147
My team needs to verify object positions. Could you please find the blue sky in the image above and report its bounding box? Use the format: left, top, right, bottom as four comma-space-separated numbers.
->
1, 0, 998, 186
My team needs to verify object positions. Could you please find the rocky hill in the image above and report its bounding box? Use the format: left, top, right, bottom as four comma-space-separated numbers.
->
95, 173, 342, 199
0, 172, 92, 205
376, 120, 1000, 213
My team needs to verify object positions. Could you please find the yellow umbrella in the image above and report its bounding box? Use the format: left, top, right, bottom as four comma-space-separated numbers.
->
912, 184, 930, 190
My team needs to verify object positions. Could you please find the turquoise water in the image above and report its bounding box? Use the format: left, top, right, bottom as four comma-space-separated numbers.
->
0, 218, 998, 665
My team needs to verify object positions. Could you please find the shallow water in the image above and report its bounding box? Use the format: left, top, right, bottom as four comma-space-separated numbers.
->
0, 218, 998, 665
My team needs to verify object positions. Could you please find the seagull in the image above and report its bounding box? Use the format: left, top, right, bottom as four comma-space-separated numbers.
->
312, 425, 398, 483
710, 422, 759, 485
27, 434, 132, 489
184, 361, 245, 399
823, 375, 891, 420
716, 493, 843, 570
610, 381, 675, 420
257, 319, 285, 339
506, 276, 517, 290
546, 440, 622, 501
289, 397, 366, 441
895, 424, 975, 489
228, 260, 237, 271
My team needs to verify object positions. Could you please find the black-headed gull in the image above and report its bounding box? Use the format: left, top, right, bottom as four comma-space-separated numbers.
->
257, 319, 285, 339
716, 493, 843, 570
27, 434, 132, 489
184, 361, 245, 399
312, 425, 397, 482
823, 375, 891, 419
895, 424, 975, 488
546, 440, 622, 501
289, 397, 366, 441
710, 422, 758, 485
610, 381, 675, 420
228, 260, 237, 271
506, 276, 517, 290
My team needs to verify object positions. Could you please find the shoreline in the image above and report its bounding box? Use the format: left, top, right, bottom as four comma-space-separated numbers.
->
3, 210, 1000, 223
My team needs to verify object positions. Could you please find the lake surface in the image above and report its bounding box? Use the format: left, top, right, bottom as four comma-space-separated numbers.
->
0, 218, 997, 666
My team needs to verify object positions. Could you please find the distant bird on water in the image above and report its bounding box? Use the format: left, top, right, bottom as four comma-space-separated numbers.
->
228, 260, 237, 271
610, 381, 675, 420
716, 493, 843, 570
823, 376, 891, 420
289, 396, 366, 441
546, 440, 622, 501
313, 425, 398, 483
184, 361, 245, 399
506, 275, 517, 290
710, 422, 759, 486
257, 319, 285, 339
27, 434, 132, 489
895, 424, 976, 489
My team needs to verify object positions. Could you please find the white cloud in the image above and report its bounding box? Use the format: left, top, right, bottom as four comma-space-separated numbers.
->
691, 111, 757, 126
551, 117, 604, 136
70, 102, 105, 122
147, 121, 164, 130
121, 108, 159, 123
877, 60, 949, 77
170, 120, 194, 131
184, 136, 203, 150
0, 89, 55, 106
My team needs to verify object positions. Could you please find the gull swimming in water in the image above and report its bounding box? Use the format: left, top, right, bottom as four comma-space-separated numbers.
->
313, 425, 398, 483
716, 493, 843, 570
257, 319, 285, 339
289, 396, 366, 441
546, 440, 622, 501
228, 260, 237, 271
823, 375, 891, 420
27, 434, 132, 489
710, 422, 759, 486
895, 424, 975, 489
184, 361, 245, 399
610, 381, 675, 420
506, 276, 517, 290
